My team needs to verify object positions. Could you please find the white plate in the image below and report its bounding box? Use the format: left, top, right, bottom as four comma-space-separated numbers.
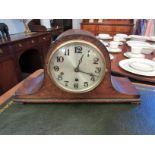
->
107, 47, 122, 53
119, 58, 155, 76
124, 52, 145, 58
129, 61, 154, 72
128, 35, 150, 41
126, 40, 151, 48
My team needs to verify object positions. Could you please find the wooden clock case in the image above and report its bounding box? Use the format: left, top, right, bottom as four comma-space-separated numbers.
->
14, 29, 140, 103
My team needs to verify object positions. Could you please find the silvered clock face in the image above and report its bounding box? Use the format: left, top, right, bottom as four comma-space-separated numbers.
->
48, 40, 106, 93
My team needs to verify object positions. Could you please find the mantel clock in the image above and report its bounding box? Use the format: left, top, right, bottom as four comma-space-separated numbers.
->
14, 29, 140, 103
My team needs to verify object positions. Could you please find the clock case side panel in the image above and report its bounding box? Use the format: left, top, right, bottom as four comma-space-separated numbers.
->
14, 29, 140, 103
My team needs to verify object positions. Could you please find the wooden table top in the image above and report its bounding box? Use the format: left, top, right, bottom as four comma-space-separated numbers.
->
109, 40, 155, 84
0, 32, 50, 46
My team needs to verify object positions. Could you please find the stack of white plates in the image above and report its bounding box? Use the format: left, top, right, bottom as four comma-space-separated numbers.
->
119, 58, 155, 76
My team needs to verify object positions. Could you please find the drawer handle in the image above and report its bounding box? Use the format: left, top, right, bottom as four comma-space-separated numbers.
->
18, 43, 23, 47
43, 37, 46, 40
31, 40, 35, 43
0, 48, 3, 54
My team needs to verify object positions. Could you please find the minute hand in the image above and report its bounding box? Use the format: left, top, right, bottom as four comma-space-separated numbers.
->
78, 69, 98, 77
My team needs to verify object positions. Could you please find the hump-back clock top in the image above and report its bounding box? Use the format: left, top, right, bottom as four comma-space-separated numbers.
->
47, 29, 109, 93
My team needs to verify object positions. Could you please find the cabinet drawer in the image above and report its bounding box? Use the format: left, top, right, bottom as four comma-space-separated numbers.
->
115, 26, 132, 33
98, 26, 113, 32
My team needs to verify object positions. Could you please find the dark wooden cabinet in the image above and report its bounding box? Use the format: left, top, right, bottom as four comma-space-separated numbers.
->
0, 32, 52, 95
81, 19, 134, 36
28, 19, 69, 40
0, 55, 18, 94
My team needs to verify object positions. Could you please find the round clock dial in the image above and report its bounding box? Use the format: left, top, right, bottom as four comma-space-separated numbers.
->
47, 40, 106, 93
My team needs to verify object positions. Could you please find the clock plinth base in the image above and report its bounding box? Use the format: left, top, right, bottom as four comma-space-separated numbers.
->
13, 69, 140, 104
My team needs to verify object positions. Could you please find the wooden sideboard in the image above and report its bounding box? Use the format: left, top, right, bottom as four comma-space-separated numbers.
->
81, 19, 134, 36
0, 32, 52, 95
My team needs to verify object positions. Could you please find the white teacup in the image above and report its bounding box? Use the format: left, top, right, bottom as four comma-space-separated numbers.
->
109, 41, 120, 49
131, 46, 142, 54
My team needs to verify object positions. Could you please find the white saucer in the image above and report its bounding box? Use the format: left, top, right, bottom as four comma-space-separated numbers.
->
124, 52, 145, 58
96, 36, 112, 40
107, 47, 122, 53
119, 58, 155, 76
109, 54, 114, 60
115, 33, 128, 39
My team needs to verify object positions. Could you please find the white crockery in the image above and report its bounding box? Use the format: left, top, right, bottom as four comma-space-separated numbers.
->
116, 33, 128, 38
124, 52, 145, 58
109, 41, 121, 49
141, 48, 155, 54
109, 54, 114, 60
97, 34, 112, 39
149, 36, 155, 41
119, 58, 155, 76
98, 33, 110, 38
126, 40, 151, 48
131, 46, 142, 54
128, 35, 149, 41
113, 36, 126, 42
107, 47, 122, 53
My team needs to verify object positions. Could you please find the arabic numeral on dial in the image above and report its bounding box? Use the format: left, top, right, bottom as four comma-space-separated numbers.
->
90, 75, 95, 81
75, 46, 82, 53
57, 56, 64, 62
64, 49, 69, 56
87, 50, 90, 57
74, 83, 78, 89
53, 66, 59, 71
84, 82, 88, 87
58, 74, 63, 80
93, 57, 99, 64
64, 81, 69, 86
95, 67, 101, 73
